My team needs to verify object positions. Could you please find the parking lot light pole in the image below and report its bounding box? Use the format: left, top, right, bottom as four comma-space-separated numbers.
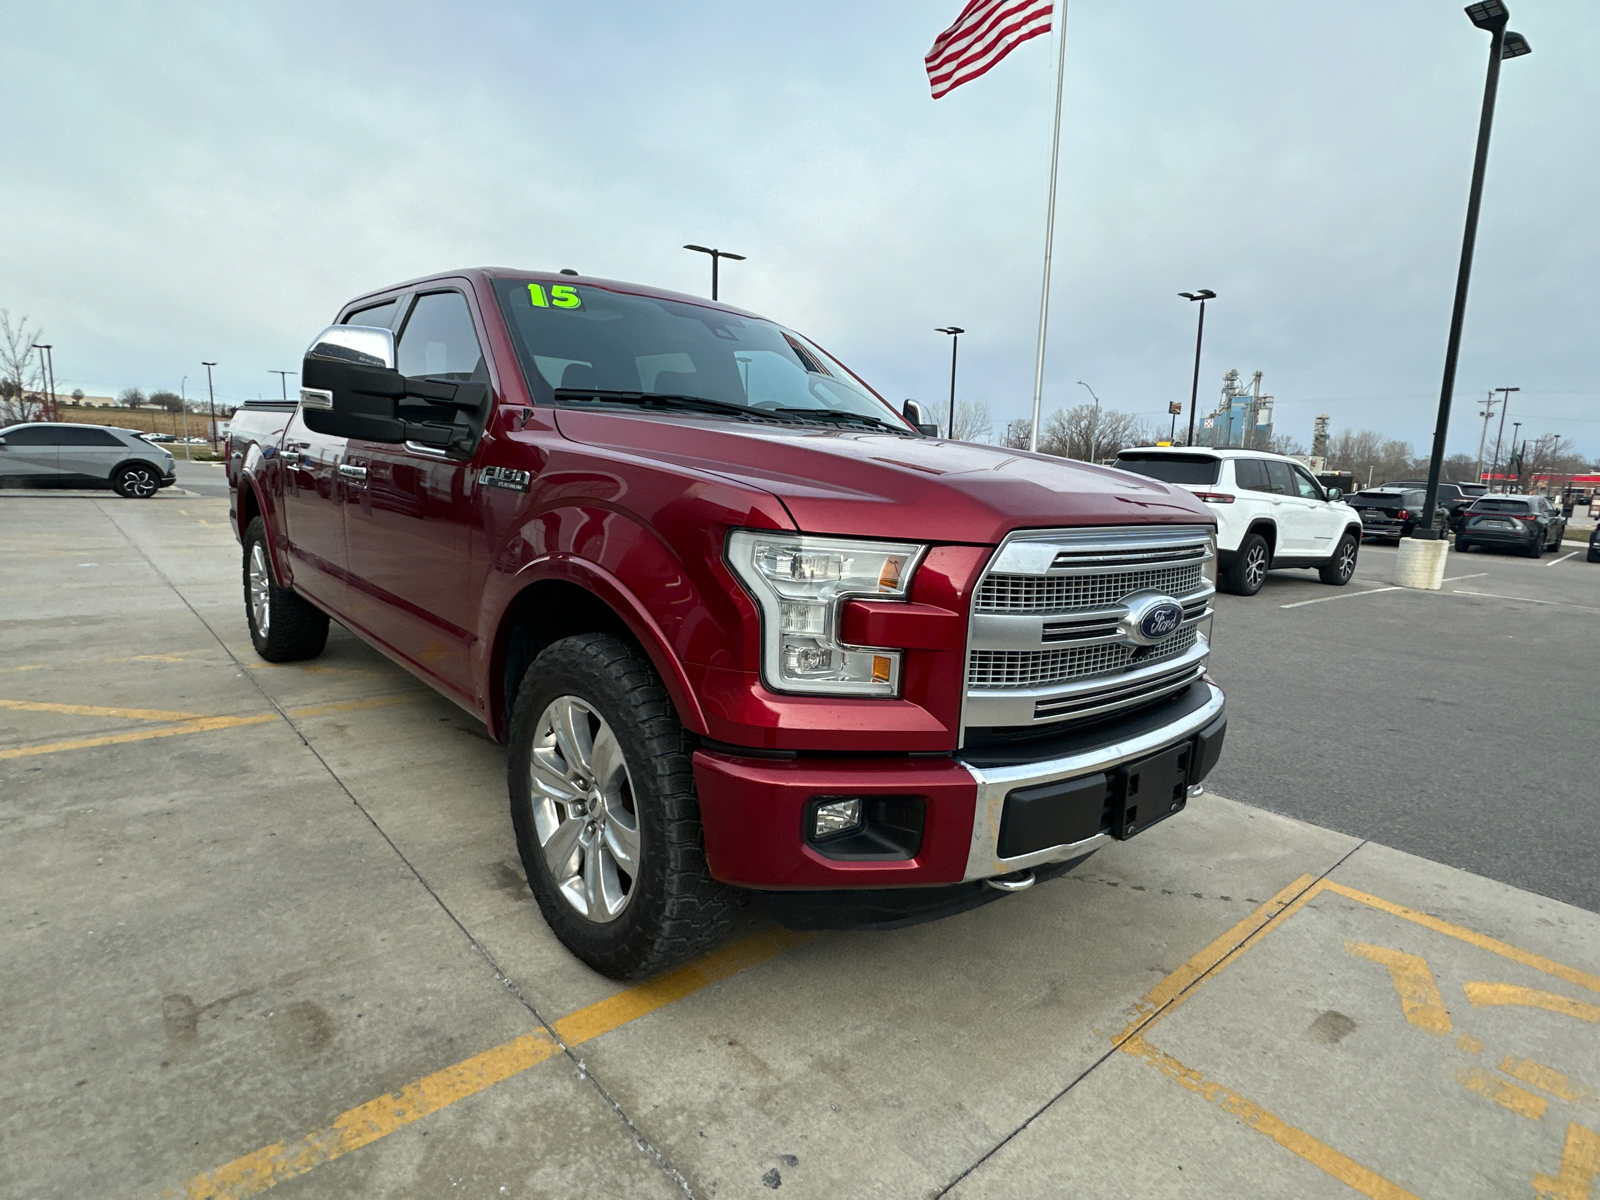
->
682, 245, 745, 302
270, 370, 296, 401
936, 327, 964, 437
1179, 291, 1215, 445
31, 343, 56, 421
202, 361, 218, 452
1488, 384, 1518, 489
1077, 380, 1102, 461
1417, 3, 1531, 539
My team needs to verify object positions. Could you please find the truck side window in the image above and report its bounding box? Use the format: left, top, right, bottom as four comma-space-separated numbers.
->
397, 292, 485, 383
1233, 459, 1270, 492
344, 300, 397, 328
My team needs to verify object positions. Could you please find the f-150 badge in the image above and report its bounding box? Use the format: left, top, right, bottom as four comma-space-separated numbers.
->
478, 466, 531, 492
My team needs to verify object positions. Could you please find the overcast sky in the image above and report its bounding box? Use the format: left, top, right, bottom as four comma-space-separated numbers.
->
5, 1, 1596, 457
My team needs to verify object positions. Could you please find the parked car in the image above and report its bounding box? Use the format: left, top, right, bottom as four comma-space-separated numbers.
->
1344, 488, 1448, 542
1383, 480, 1479, 531
1588, 526, 1600, 563
1111, 447, 1362, 596
141, 432, 178, 443
0, 422, 177, 497
1456, 494, 1567, 557
228, 269, 1230, 978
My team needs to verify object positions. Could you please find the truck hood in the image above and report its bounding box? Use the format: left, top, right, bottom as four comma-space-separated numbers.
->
554, 409, 1211, 544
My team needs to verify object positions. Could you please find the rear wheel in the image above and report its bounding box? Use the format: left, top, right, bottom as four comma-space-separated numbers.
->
1456, 538, 1473, 553
508, 633, 743, 980
243, 517, 329, 661
1318, 533, 1359, 586
1221, 533, 1270, 596
1526, 538, 1544, 559
113, 463, 161, 498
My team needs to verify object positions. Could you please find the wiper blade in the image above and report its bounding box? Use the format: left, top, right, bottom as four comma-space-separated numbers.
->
555, 389, 773, 421
771, 407, 911, 435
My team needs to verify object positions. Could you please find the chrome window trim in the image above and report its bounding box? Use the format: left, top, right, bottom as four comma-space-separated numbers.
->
959, 681, 1224, 880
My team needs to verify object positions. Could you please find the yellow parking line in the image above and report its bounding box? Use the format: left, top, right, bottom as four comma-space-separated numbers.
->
1345, 941, 1452, 1035
286, 694, 426, 718
168, 928, 806, 1200
1500, 1057, 1588, 1104
1463, 982, 1600, 1023
1457, 1066, 1547, 1120
0, 714, 278, 760
0, 665, 45, 674
0, 698, 206, 722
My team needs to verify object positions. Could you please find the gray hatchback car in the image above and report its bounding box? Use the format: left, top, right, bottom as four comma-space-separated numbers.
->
0, 422, 178, 497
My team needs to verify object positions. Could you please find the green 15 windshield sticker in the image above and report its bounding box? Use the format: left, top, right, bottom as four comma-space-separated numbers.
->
528, 283, 581, 309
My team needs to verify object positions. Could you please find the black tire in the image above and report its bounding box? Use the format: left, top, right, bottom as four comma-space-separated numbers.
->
243, 516, 329, 661
1588, 549, 1600, 563
1526, 538, 1544, 559
113, 463, 161, 498
507, 633, 743, 980
1455, 538, 1472, 553
1221, 533, 1271, 596
1318, 532, 1359, 586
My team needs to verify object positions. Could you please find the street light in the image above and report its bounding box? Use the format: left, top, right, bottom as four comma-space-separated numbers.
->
1510, 420, 1522, 491
1178, 290, 1216, 445
270, 370, 297, 401
682, 245, 745, 301
30, 342, 56, 421
1488, 385, 1518, 489
1416, 1, 1531, 537
1077, 380, 1101, 461
180, 375, 191, 449
202, 361, 218, 452
936, 327, 964, 438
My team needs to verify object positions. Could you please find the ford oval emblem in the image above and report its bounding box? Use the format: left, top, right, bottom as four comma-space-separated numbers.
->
1138, 602, 1185, 642
1119, 592, 1188, 647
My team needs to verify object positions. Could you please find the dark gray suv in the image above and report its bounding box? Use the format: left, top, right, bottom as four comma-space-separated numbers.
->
0, 423, 178, 497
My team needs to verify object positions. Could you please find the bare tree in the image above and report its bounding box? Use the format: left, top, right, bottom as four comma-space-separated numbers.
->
950, 398, 993, 443
70, 388, 85, 404
1324, 428, 1417, 489
1440, 453, 1478, 483
0, 310, 46, 424
1036, 403, 1154, 462
1002, 419, 1032, 450
148, 390, 183, 413
1269, 433, 1307, 457
1520, 432, 1586, 493
117, 387, 147, 409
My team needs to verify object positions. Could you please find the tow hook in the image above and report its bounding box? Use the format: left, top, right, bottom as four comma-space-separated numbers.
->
984, 870, 1035, 893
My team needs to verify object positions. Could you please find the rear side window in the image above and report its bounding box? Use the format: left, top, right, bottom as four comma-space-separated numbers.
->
1264, 461, 1296, 496
397, 292, 485, 382
1112, 454, 1219, 485
2, 425, 64, 445
57, 427, 125, 446
1233, 459, 1270, 492
345, 300, 398, 328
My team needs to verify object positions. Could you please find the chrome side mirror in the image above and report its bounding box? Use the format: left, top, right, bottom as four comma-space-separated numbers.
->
306, 325, 395, 370
901, 399, 939, 437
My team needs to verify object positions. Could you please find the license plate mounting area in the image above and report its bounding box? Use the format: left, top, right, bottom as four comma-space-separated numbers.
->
1111, 741, 1194, 839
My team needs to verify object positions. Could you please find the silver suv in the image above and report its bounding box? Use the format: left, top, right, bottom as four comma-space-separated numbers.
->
0, 423, 178, 498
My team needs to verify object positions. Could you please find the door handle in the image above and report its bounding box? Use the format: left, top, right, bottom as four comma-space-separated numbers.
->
338, 464, 368, 482
279, 450, 303, 465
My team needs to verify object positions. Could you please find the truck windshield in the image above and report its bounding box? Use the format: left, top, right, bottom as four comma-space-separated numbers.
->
1112, 453, 1220, 485
491, 279, 912, 433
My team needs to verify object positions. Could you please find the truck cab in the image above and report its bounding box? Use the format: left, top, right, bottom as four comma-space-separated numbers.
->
229, 268, 1227, 978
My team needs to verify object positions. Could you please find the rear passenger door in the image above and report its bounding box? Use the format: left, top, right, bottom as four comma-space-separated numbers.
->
56, 426, 131, 483
0, 425, 62, 480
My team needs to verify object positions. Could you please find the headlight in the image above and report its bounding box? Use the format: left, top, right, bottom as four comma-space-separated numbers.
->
1201, 532, 1218, 586
725, 530, 927, 697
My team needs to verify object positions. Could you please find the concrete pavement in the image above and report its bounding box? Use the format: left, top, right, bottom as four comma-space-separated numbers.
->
3, 495, 1598, 1200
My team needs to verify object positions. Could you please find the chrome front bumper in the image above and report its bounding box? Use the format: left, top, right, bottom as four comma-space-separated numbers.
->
958, 682, 1226, 881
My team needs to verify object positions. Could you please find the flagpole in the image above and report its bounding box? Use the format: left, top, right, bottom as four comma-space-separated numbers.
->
1027, 0, 1068, 453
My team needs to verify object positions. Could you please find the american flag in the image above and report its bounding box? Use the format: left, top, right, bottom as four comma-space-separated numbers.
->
925, 0, 1055, 100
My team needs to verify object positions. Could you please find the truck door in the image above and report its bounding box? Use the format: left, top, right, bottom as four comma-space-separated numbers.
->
278, 408, 350, 613
342, 288, 489, 703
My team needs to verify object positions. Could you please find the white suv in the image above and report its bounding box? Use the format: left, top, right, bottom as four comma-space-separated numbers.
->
1112, 447, 1362, 596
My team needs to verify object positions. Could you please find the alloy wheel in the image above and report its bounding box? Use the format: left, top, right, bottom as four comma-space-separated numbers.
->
527, 695, 641, 923
1336, 540, 1357, 582
125, 467, 158, 497
1245, 545, 1268, 590
248, 542, 272, 635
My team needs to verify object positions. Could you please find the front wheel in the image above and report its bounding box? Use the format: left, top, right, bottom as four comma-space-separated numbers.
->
508, 633, 743, 980
1319, 532, 1359, 586
113, 464, 161, 498
1221, 533, 1271, 596
243, 517, 329, 661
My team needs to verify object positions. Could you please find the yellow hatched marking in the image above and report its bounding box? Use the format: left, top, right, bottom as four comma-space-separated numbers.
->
1345, 941, 1452, 1034
1464, 982, 1600, 1023
1457, 1066, 1548, 1120
1457, 1033, 1484, 1054
169, 928, 805, 1200
1501, 1057, 1589, 1104
0, 698, 205, 722
0, 714, 278, 760
1533, 1124, 1600, 1199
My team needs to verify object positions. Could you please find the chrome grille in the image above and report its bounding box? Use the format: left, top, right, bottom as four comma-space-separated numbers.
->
969, 628, 1197, 689
977, 561, 1204, 614
962, 524, 1214, 738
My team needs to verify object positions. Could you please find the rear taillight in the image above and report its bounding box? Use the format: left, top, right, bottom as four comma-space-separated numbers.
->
1398, 510, 1410, 520
1194, 492, 1235, 504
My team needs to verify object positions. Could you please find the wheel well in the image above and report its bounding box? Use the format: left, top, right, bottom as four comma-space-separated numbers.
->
1245, 521, 1277, 555
111, 458, 164, 479
238, 482, 261, 536
491, 580, 633, 742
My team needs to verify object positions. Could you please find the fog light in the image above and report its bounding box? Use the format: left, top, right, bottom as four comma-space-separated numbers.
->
812, 798, 862, 840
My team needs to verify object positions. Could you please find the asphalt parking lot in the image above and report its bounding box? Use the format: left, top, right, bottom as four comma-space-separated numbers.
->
1206, 537, 1600, 913
5, 496, 1600, 1200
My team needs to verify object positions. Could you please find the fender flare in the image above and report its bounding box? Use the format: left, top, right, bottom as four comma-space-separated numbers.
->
233, 466, 292, 588
489, 554, 711, 739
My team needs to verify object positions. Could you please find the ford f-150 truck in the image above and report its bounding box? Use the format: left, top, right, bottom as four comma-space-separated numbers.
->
228, 268, 1227, 979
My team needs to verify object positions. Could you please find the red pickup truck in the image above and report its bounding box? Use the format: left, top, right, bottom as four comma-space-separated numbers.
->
228, 268, 1226, 978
